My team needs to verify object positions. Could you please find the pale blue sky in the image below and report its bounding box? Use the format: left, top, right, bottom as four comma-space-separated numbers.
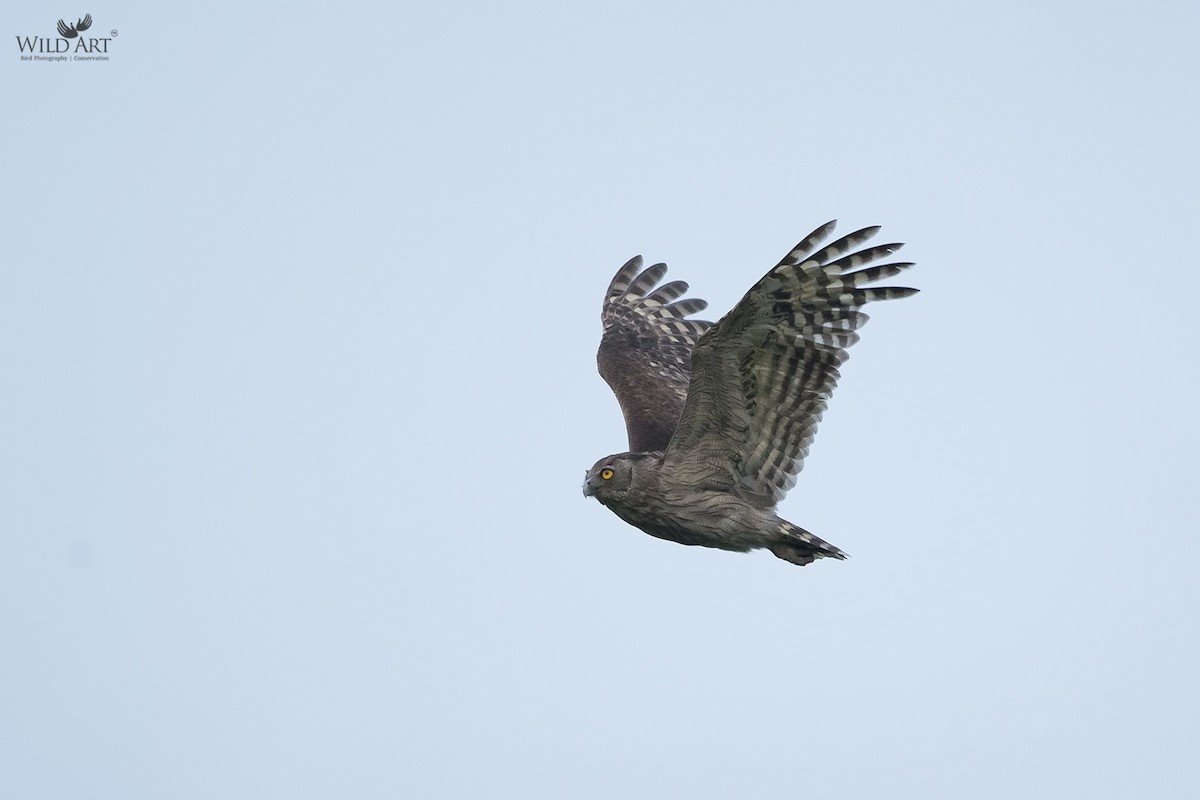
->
3, 2, 1198, 797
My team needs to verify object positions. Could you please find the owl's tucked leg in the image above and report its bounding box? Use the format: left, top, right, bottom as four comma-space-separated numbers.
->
769, 543, 821, 566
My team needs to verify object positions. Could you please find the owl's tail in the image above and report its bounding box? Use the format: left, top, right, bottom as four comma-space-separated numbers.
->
769, 519, 848, 566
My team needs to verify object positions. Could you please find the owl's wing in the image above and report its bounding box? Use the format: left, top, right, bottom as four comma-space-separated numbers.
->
662, 222, 916, 507
597, 256, 714, 453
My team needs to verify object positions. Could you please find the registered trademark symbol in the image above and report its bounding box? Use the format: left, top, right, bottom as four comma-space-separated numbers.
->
110, 29, 118, 37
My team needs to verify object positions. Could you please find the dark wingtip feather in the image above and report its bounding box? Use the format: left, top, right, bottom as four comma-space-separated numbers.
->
865, 286, 919, 301
627, 263, 669, 297
664, 297, 708, 318
775, 220, 839, 268
604, 256, 644, 303
647, 280, 690, 305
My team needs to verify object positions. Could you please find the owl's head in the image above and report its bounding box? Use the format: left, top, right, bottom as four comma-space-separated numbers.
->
582, 454, 637, 501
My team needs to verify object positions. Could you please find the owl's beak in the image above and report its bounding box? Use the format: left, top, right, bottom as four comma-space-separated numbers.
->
582, 476, 595, 497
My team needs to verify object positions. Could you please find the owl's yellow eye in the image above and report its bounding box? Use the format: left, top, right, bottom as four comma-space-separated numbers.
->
600, 468, 614, 480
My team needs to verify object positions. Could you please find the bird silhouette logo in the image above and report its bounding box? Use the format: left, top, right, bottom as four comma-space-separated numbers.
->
56, 14, 93, 38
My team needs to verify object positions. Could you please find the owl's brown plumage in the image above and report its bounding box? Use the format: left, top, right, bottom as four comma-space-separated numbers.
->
584, 221, 917, 566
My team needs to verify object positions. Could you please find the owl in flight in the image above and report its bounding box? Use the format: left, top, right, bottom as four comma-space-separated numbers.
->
582, 221, 916, 565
